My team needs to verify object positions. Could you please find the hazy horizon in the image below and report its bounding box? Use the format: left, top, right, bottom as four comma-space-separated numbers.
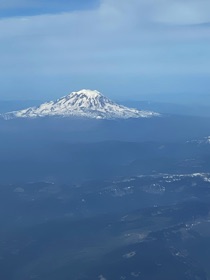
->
0, 90, 210, 106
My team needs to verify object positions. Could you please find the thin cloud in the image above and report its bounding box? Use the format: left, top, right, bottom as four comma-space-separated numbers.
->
0, 0, 209, 99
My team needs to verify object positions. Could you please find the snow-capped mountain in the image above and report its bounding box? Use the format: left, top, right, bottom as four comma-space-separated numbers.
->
2, 89, 159, 120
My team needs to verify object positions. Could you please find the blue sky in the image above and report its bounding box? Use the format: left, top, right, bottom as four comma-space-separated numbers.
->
0, 0, 210, 103
0, 0, 99, 17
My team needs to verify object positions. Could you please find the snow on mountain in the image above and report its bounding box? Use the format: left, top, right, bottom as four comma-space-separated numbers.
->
187, 136, 210, 145
2, 89, 160, 120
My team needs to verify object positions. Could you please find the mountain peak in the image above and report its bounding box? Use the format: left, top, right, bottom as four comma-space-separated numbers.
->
2, 89, 160, 120
70, 89, 103, 98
